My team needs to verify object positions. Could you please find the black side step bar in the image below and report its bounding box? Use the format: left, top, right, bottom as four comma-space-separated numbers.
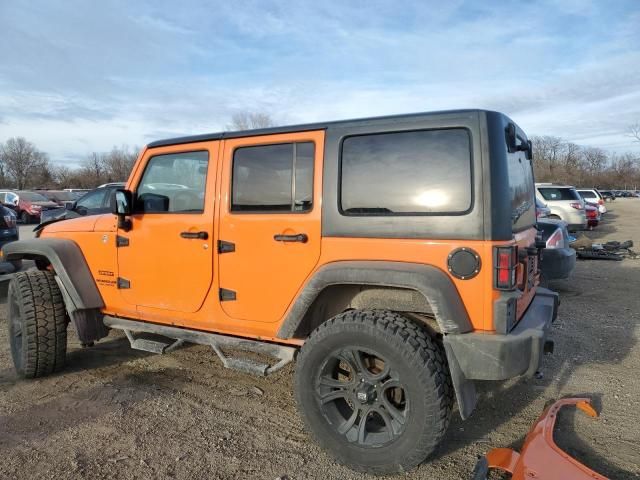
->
103, 316, 296, 376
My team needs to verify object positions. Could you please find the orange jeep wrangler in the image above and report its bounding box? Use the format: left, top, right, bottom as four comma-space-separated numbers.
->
3, 110, 558, 474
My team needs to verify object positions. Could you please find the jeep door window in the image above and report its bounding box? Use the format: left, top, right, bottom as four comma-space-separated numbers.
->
231, 142, 314, 213
136, 151, 209, 213
340, 129, 472, 214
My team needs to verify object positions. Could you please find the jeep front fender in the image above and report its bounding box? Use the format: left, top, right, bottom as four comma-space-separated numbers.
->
1, 238, 104, 311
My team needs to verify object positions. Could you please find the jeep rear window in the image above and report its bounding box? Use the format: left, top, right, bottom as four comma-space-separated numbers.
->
538, 187, 580, 201
507, 150, 536, 231
232, 142, 314, 213
339, 129, 472, 215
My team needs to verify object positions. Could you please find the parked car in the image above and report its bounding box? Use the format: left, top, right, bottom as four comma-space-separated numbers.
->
585, 204, 600, 229
599, 190, 615, 202
535, 197, 551, 219
2, 109, 559, 475
537, 218, 575, 284
0, 205, 20, 271
576, 189, 606, 214
0, 190, 59, 224
40, 190, 78, 208
535, 184, 586, 231
63, 188, 90, 194
39, 183, 125, 224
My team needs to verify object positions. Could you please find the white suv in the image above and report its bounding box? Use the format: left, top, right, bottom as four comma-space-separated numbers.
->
576, 189, 607, 214
535, 184, 587, 231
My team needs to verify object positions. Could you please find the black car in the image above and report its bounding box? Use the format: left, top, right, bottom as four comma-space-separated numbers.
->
39, 183, 125, 224
537, 218, 576, 285
598, 190, 615, 201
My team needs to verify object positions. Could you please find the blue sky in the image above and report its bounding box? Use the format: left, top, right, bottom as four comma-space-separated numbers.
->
1, 0, 639, 165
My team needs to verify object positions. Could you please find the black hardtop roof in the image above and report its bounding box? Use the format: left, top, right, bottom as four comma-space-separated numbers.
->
147, 109, 504, 148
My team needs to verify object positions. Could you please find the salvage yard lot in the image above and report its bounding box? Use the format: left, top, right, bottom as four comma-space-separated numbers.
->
1, 201, 639, 480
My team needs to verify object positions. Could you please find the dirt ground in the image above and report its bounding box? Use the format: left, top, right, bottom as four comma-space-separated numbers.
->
1, 200, 639, 480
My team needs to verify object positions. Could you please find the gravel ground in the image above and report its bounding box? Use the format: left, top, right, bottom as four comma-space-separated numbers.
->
1, 200, 639, 479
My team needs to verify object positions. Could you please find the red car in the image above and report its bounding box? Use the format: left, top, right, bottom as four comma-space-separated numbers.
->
0, 190, 59, 224
585, 204, 600, 229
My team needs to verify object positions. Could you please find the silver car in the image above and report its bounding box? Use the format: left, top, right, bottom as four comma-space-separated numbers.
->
535, 184, 587, 231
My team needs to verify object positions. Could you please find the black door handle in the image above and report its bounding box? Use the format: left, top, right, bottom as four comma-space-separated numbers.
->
180, 231, 208, 240
274, 233, 308, 243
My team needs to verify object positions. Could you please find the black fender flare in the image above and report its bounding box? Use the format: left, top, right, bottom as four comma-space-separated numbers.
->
2, 238, 104, 312
277, 261, 472, 338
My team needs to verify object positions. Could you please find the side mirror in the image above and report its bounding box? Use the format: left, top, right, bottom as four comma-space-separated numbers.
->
65, 201, 76, 211
112, 189, 133, 231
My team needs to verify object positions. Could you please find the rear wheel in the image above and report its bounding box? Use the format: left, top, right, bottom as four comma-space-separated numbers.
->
295, 310, 453, 474
8, 270, 68, 378
20, 211, 31, 224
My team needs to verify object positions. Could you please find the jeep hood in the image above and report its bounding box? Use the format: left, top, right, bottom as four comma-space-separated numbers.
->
38, 214, 115, 235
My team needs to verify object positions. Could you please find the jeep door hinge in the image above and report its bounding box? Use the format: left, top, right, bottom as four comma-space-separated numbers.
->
117, 277, 131, 289
116, 235, 129, 247
219, 288, 236, 301
218, 240, 235, 254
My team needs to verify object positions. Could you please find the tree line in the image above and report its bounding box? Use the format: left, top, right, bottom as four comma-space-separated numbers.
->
531, 134, 640, 189
0, 137, 138, 190
1, 113, 638, 191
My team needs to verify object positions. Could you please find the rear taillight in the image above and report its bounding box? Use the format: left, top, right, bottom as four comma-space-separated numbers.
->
495, 246, 518, 290
545, 229, 564, 249
3, 215, 15, 228
570, 202, 583, 210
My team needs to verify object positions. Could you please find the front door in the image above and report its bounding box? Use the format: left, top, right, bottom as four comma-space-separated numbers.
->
117, 143, 218, 314
218, 131, 324, 323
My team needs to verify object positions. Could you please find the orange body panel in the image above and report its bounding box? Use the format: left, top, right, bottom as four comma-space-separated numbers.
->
483, 398, 608, 479
217, 131, 325, 323
41, 128, 538, 342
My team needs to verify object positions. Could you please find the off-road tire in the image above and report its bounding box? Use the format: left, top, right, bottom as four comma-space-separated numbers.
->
295, 309, 453, 475
8, 270, 68, 378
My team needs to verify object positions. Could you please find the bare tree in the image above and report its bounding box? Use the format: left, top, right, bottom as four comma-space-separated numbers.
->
102, 146, 137, 183
531, 136, 563, 180
226, 112, 276, 131
628, 123, 640, 143
0, 137, 50, 189
52, 165, 76, 187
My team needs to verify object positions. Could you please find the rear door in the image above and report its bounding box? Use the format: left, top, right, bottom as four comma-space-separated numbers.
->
117, 143, 218, 314
217, 131, 324, 323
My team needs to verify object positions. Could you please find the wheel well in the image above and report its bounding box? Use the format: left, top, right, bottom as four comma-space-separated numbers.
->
292, 284, 441, 339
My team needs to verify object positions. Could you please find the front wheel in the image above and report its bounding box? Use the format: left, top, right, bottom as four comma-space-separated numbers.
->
8, 270, 68, 378
295, 310, 453, 475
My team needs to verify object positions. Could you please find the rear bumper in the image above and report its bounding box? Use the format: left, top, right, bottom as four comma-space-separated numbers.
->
444, 288, 559, 381
540, 247, 576, 281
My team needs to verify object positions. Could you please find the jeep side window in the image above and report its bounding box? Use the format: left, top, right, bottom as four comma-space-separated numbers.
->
231, 142, 314, 213
340, 129, 472, 215
135, 151, 209, 213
